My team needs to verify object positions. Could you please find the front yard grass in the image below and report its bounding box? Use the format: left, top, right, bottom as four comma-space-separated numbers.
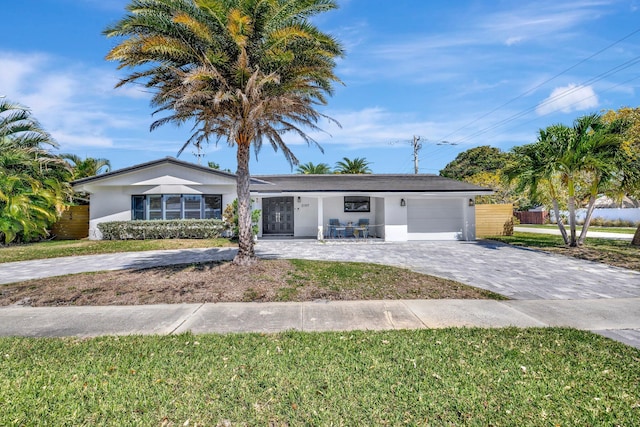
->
0, 259, 503, 306
0, 238, 235, 264
489, 232, 640, 272
1, 328, 638, 425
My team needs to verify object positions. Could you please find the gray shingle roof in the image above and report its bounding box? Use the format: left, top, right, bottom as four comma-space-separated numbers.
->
71, 158, 492, 193
250, 174, 492, 193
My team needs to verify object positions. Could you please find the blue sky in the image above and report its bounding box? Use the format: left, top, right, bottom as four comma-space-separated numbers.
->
2, 0, 640, 175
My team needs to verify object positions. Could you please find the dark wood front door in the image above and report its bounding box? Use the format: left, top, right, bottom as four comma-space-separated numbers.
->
262, 197, 294, 235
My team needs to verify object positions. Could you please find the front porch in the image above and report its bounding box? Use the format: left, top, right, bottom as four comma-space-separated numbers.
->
254, 193, 476, 242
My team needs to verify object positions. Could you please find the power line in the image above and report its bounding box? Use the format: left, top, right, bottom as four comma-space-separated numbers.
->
449, 53, 640, 144
439, 26, 640, 143
470, 72, 640, 142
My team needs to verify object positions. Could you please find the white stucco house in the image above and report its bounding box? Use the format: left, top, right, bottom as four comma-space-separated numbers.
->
72, 157, 492, 241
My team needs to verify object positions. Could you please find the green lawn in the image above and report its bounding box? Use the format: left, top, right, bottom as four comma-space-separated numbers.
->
489, 232, 640, 271
1, 328, 638, 425
517, 224, 637, 234
0, 238, 235, 263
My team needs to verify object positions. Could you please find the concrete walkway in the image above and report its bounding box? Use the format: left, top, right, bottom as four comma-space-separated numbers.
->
1, 240, 639, 348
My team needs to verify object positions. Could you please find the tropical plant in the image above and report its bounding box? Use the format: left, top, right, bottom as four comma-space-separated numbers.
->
223, 199, 260, 238
334, 157, 372, 174
602, 107, 640, 246
296, 162, 332, 174
506, 113, 631, 247
208, 161, 232, 173
105, 0, 343, 264
464, 171, 521, 206
0, 99, 70, 244
60, 154, 111, 180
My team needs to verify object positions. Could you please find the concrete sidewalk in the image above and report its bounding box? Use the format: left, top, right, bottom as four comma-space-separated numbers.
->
1, 298, 639, 348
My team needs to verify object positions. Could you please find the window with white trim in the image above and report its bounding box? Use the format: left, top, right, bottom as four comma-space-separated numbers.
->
131, 194, 223, 220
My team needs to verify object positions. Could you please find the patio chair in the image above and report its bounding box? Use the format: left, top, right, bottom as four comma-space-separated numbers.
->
354, 218, 369, 238
328, 218, 344, 238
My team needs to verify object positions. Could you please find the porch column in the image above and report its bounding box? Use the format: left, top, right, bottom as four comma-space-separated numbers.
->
317, 197, 324, 240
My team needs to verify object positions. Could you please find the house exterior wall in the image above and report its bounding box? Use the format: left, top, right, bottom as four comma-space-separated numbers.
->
383, 196, 408, 241
81, 164, 238, 239
294, 196, 318, 237
88, 186, 237, 239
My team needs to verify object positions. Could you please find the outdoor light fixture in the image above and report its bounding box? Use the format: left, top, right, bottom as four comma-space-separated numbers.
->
297, 196, 301, 203
468, 198, 475, 206
400, 198, 406, 207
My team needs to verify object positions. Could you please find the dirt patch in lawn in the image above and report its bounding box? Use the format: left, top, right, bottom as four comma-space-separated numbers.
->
539, 246, 640, 271
0, 259, 503, 307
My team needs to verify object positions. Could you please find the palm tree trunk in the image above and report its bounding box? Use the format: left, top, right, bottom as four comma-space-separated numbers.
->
233, 138, 256, 265
551, 199, 569, 244
632, 224, 640, 246
567, 180, 577, 247
578, 193, 597, 245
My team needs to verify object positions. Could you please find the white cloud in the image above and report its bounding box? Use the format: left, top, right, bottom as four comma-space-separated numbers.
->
0, 51, 48, 95
536, 84, 599, 115
505, 36, 524, 46
0, 50, 156, 152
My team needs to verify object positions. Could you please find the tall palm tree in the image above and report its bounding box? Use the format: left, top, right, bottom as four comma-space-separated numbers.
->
61, 154, 111, 180
505, 125, 571, 243
0, 100, 70, 243
570, 114, 630, 244
334, 157, 372, 174
296, 162, 332, 174
105, 0, 343, 264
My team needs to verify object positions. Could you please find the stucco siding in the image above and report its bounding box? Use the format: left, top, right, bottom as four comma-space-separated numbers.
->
294, 196, 318, 237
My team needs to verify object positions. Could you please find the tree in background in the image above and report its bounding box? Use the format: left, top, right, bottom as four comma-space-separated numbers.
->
440, 146, 512, 180
439, 146, 520, 206
334, 157, 372, 174
61, 154, 111, 180
296, 162, 332, 174
0, 100, 71, 244
602, 107, 640, 246
207, 161, 231, 173
506, 114, 632, 247
105, 0, 343, 265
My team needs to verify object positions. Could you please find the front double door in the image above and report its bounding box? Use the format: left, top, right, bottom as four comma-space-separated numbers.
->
262, 197, 294, 236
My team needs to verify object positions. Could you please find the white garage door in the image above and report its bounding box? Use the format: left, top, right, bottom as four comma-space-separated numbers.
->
407, 198, 463, 235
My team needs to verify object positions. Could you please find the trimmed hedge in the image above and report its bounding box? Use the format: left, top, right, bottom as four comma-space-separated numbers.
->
97, 219, 227, 240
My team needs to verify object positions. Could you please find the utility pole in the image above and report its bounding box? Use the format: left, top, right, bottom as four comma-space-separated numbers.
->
412, 135, 422, 174
193, 142, 204, 165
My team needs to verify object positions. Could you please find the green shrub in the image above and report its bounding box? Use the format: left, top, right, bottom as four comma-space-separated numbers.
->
222, 199, 261, 238
97, 219, 226, 240
588, 217, 638, 227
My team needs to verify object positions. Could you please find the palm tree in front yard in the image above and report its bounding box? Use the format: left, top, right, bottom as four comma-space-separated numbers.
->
105, 0, 344, 265
0, 99, 70, 243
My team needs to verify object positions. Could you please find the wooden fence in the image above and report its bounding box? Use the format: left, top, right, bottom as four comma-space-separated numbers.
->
476, 204, 514, 237
51, 205, 89, 240
514, 210, 549, 224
